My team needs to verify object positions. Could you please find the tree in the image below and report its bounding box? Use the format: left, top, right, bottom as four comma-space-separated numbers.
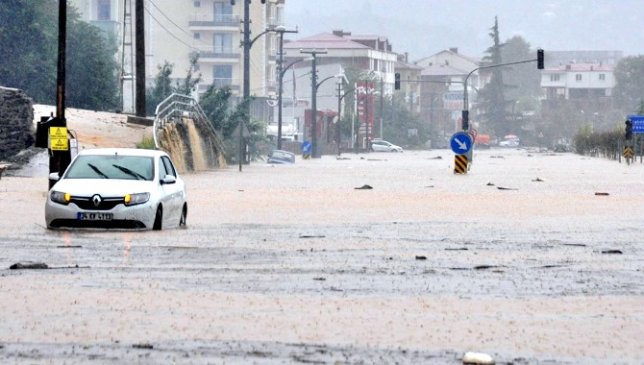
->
613, 55, 644, 113
66, 7, 119, 110
146, 62, 174, 115
477, 16, 508, 137
0, 0, 57, 103
0, 1, 120, 110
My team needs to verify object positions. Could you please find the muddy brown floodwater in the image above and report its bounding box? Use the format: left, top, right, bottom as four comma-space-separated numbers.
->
1, 148, 643, 364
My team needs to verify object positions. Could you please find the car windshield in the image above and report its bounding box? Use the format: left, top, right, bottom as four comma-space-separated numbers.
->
64, 155, 154, 181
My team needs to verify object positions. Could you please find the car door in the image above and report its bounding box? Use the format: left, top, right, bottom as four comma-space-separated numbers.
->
158, 156, 182, 225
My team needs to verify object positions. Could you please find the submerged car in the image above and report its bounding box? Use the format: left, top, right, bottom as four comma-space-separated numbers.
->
370, 139, 403, 152
267, 149, 295, 164
45, 148, 187, 230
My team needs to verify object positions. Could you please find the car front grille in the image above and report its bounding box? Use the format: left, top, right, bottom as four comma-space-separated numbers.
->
71, 196, 124, 210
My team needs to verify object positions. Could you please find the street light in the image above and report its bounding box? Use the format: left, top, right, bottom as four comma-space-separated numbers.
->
275, 25, 298, 150
300, 49, 327, 158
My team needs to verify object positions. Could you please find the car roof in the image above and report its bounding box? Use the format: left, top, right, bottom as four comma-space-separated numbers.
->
77, 148, 168, 158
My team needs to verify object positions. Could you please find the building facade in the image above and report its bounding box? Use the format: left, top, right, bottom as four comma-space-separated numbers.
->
69, 0, 285, 115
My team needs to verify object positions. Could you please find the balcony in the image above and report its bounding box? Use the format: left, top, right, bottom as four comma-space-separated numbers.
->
189, 14, 240, 30
196, 47, 240, 62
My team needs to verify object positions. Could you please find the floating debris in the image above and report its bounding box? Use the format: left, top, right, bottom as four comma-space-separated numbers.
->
132, 343, 154, 349
594, 192, 610, 196
9, 262, 48, 270
355, 184, 373, 190
601, 249, 623, 255
445, 247, 469, 251
497, 186, 518, 191
462, 351, 495, 365
486, 182, 495, 186
313, 277, 326, 281
429, 156, 443, 160
299, 234, 326, 239
532, 177, 544, 182
415, 255, 427, 260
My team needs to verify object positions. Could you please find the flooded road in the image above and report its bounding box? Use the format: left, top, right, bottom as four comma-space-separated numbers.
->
1, 148, 643, 364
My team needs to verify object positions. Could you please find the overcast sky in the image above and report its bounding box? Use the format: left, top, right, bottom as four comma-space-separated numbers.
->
283, 0, 644, 61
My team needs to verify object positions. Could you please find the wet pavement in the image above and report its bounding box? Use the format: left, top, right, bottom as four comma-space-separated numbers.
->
0, 148, 643, 364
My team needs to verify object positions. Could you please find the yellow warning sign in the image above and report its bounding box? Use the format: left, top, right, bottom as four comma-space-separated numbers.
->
623, 146, 634, 159
49, 127, 69, 151
454, 154, 468, 174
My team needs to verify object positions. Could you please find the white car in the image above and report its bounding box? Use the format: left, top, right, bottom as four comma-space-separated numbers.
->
370, 139, 403, 152
45, 148, 187, 230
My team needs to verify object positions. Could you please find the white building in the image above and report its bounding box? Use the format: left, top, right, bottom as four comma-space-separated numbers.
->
69, 0, 285, 114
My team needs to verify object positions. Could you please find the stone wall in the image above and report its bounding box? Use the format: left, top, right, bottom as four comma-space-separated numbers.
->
0, 87, 34, 160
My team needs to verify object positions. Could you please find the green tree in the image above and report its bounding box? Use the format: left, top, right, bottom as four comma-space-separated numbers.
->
613, 55, 644, 112
66, 7, 119, 110
146, 62, 174, 115
0, 1, 119, 110
174, 53, 201, 96
0, 0, 57, 103
477, 16, 508, 137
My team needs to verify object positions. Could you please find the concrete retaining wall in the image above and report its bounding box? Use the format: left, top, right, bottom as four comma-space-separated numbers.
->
0, 87, 34, 160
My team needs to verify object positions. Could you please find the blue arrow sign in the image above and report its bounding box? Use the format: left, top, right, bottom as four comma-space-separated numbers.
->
627, 115, 644, 134
450, 132, 473, 155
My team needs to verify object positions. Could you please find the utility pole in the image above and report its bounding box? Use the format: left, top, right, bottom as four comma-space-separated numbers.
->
135, 0, 146, 117
300, 49, 327, 158
275, 26, 298, 150
379, 77, 384, 139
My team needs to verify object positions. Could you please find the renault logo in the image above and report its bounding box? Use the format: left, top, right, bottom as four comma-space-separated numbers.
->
92, 195, 102, 207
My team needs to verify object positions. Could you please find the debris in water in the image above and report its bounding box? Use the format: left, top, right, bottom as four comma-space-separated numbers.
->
299, 234, 326, 239
595, 192, 610, 196
415, 255, 427, 260
57, 245, 82, 249
532, 177, 544, 182
486, 182, 495, 186
355, 184, 373, 190
497, 186, 518, 190
601, 249, 623, 255
473, 265, 498, 270
462, 351, 495, 364
132, 343, 154, 349
425, 185, 435, 188
336, 156, 350, 160
313, 277, 326, 281
563, 243, 587, 247
9, 262, 48, 270
445, 247, 469, 251
429, 156, 443, 160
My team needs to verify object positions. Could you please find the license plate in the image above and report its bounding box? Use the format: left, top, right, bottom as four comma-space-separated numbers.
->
77, 212, 113, 221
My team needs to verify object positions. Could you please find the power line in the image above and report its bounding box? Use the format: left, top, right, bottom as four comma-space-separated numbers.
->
144, 6, 198, 51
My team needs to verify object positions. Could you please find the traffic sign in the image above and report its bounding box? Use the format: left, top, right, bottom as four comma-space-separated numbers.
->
450, 131, 473, 155
624, 146, 634, 159
454, 154, 468, 174
49, 127, 68, 151
627, 115, 644, 134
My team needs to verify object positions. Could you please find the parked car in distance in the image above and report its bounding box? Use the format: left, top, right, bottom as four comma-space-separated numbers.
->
370, 139, 404, 152
45, 148, 187, 230
499, 135, 520, 148
267, 149, 295, 164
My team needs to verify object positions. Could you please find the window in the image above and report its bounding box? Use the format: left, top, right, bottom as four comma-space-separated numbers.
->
599, 73, 606, 81
97, 0, 111, 20
194, 32, 201, 40
193, 0, 201, 7
214, 1, 233, 22
213, 65, 233, 88
160, 156, 177, 178
214, 33, 232, 53
576, 74, 582, 81
550, 74, 560, 82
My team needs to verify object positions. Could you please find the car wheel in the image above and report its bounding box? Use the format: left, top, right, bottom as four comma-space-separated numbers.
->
153, 205, 163, 230
179, 204, 187, 228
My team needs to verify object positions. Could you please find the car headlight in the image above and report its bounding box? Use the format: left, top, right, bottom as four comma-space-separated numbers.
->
124, 192, 150, 206
50, 191, 71, 205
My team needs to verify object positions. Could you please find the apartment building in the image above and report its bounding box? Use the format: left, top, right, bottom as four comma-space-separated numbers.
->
69, 0, 284, 114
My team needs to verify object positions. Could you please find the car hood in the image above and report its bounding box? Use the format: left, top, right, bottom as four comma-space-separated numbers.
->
51, 179, 156, 196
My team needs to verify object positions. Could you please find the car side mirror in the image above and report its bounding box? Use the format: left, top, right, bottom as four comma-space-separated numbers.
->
48, 172, 60, 181
161, 175, 176, 185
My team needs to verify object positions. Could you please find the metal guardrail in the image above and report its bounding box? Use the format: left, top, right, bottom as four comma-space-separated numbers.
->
153, 93, 221, 149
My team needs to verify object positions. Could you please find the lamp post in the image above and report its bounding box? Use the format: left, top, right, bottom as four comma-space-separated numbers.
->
275, 25, 298, 150
237, 0, 275, 171
300, 49, 327, 158
336, 80, 354, 154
